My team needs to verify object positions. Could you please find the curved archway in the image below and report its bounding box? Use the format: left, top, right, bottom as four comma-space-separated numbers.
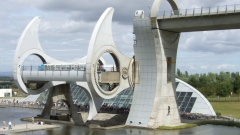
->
86, 7, 133, 99
96, 52, 120, 93
22, 54, 47, 91
13, 16, 56, 95
150, 0, 179, 17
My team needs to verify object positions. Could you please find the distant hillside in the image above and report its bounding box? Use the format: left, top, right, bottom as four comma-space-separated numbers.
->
0, 71, 13, 77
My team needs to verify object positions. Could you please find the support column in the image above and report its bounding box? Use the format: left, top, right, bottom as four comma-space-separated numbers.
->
76, 82, 104, 121
88, 95, 104, 120
40, 84, 83, 125
126, 17, 181, 128
41, 88, 53, 119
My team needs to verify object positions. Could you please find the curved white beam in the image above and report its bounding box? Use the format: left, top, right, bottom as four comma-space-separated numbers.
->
150, 0, 179, 17
167, 0, 179, 11
86, 8, 115, 54
14, 8, 133, 123
15, 17, 43, 56
13, 17, 64, 94
13, 15, 108, 124
86, 7, 133, 99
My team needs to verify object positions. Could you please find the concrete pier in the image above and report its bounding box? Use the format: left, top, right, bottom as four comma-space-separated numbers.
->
0, 123, 60, 134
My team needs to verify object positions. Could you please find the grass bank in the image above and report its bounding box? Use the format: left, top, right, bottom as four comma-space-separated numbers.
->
210, 102, 240, 118
159, 120, 240, 130
159, 123, 198, 130
198, 120, 240, 128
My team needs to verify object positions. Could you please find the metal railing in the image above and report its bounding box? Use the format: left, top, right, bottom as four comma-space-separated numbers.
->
158, 4, 240, 19
21, 65, 86, 72
21, 65, 119, 72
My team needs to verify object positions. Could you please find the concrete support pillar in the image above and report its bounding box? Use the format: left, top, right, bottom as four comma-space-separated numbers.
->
126, 17, 181, 128
40, 84, 83, 125
41, 88, 53, 119
75, 82, 104, 121
88, 95, 104, 120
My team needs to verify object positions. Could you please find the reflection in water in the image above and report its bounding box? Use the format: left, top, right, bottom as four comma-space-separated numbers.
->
126, 128, 179, 135
1, 107, 240, 135
125, 126, 240, 135
13, 124, 240, 135
178, 125, 240, 135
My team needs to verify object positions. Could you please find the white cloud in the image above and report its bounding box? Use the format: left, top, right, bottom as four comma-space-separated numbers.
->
58, 20, 95, 33
179, 30, 240, 54
217, 64, 236, 70
1, 0, 240, 74
200, 65, 208, 69
48, 49, 80, 52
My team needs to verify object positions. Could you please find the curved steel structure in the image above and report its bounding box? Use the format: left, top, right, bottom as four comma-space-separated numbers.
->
13, 17, 60, 95
13, 7, 134, 123
86, 7, 134, 100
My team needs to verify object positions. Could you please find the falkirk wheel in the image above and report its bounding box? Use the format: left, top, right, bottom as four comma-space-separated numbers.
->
13, 0, 181, 128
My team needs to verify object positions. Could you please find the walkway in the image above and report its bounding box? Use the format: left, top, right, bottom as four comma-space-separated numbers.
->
158, 4, 240, 19
156, 4, 240, 32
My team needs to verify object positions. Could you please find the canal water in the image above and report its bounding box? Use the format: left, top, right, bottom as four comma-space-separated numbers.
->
1, 107, 240, 135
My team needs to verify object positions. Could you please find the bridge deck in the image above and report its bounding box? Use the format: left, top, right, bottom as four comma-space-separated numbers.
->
21, 70, 86, 83
156, 4, 240, 32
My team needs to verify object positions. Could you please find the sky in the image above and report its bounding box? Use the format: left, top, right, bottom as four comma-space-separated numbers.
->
1, 0, 240, 74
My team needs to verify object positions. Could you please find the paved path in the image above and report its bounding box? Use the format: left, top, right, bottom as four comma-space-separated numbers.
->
0, 123, 60, 133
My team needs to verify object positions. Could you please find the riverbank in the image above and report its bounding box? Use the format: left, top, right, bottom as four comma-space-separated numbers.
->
1, 104, 240, 135
19, 108, 240, 131
0, 123, 60, 134
21, 117, 75, 125
21, 114, 240, 131
21, 113, 128, 130
159, 120, 240, 130
3, 97, 240, 131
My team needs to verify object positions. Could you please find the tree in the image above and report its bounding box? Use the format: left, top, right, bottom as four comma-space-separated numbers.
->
236, 88, 240, 95
11, 83, 18, 89
198, 85, 217, 97
199, 74, 209, 87
188, 74, 200, 88
177, 69, 182, 77
185, 71, 189, 77
232, 75, 240, 94
207, 72, 217, 84
175, 69, 237, 97
217, 72, 231, 83
216, 82, 233, 97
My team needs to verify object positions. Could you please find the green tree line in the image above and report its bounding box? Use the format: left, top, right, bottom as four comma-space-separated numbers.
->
176, 69, 240, 97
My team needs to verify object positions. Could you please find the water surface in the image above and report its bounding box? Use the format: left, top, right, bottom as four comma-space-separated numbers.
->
1, 107, 240, 135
